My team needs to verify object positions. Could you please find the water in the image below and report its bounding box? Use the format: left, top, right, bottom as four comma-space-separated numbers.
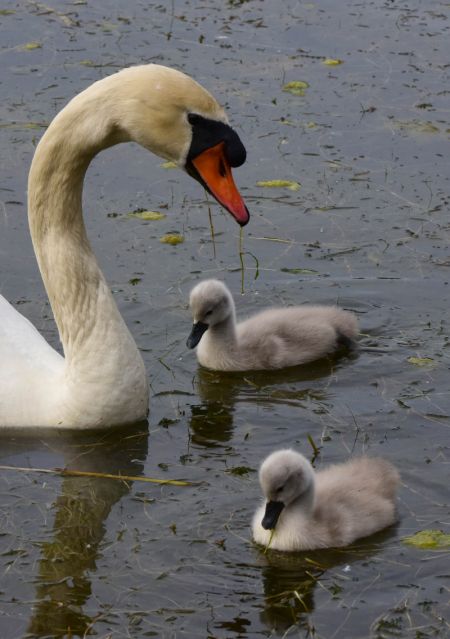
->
0, 1, 449, 637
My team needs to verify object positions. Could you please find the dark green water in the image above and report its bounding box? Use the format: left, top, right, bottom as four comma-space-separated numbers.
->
0, 1, 449, 637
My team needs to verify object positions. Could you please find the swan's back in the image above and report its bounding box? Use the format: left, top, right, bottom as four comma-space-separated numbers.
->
0, 294, 64, 425
235, 305, 357, 369
312, 457, 400, 545
238, 306, 358, 343
315, 457, 399, 503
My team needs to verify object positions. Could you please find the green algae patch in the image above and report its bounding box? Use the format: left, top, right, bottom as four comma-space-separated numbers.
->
160, 233, 184, 245
403, 530, 450, 549
21, 41, 42, 51
128, 210, 167, 221
256, 179, 300, 191
282, 80, 309, 96
322, 58, 343, 65
407, 356, 435, 367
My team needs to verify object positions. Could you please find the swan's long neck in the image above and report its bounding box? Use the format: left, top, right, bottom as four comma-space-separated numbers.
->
27, 83, 147, 424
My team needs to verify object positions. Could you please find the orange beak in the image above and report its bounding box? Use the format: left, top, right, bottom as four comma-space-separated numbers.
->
190, 142, 250, 226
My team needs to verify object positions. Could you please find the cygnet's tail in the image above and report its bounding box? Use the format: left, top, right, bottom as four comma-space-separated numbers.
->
334, 309, 359, 348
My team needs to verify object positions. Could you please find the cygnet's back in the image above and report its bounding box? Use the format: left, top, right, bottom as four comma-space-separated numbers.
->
187, 279, 358, 371
252, 449, 400, 552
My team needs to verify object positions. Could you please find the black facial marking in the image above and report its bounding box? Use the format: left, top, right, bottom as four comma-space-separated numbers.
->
187, 113, 246, 167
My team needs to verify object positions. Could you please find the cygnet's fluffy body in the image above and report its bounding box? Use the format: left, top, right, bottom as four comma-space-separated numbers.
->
187, 279, 358, 371
252, 449, 400, 551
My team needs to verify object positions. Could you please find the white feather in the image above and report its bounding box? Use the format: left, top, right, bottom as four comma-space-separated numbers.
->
0, 65, 228, 428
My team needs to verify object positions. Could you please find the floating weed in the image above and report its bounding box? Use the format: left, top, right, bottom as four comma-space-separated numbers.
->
0, 464, 197, 487
0, 9, 15, 14
101, 21, 118, 32
225, 466, 255, 476
129, 277, 141, 286
158, 416, 179, 427
281, 267, 319, 275
407, 356, 435, 367
402, 530, 450, 549
127, 210, 166, 221
322, 58, 343, 65
161, 160, 177, 169
0, 122, 47, 130
160, 233, 184, 245
307, 434, 321, 462
254, 235, 293, 244
293, 590, 309, 611
264, 529, 276, 554
389, 119, 440, 135
282, 80, 309, 96
256, 179, 300, 191
238, 227, 259, 293
21, 41, 42, 51
207, 193, 216, 258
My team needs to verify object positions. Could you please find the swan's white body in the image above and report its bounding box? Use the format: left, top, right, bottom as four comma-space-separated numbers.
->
187, 279, 358, 371
252, 449, 400, 551
0, 65, 239, 429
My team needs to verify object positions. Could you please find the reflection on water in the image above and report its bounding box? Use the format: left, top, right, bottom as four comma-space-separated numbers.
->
189, 354, 353, 447
2, 425, 148, 638
255, 526, 398, 635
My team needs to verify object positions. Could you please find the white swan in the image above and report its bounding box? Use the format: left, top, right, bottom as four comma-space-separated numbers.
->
252, 449, 400, 551
186, 279, 358, 371
0, 65, 250, 429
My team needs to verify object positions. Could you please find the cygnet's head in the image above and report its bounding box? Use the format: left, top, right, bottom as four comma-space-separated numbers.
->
186, 279, 235, 349
259, 449, 315, 530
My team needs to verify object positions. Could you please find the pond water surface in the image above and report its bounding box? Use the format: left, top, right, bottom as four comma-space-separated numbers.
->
0, 1, 449, 638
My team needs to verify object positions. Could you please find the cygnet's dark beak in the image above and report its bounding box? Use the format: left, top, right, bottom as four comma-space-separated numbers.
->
261, 500, 284, 530
186, 321, 209, 349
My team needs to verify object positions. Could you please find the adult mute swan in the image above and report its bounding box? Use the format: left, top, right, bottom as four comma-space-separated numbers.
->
186, 279, 358, 371
252, 449, 400, 551
0, 65, 249, 429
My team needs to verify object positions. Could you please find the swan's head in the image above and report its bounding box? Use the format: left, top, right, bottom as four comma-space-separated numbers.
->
102, 65, 249, 225
186, 279, 234, 348
258, 449, 315, 530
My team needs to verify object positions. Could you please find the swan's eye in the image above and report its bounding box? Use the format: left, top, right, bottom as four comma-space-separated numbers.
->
188, 113, 202, 126
205, 310, 213, 317
276, 485, 284, 494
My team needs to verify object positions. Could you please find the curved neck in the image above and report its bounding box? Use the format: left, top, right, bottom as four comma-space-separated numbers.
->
210, 312, 238, 346
292, 482, 315, 514
27, 90, 145, 408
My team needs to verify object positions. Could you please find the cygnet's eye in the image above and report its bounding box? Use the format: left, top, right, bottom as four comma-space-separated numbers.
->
205, 310, 213, 317
276, 484, 284, 494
